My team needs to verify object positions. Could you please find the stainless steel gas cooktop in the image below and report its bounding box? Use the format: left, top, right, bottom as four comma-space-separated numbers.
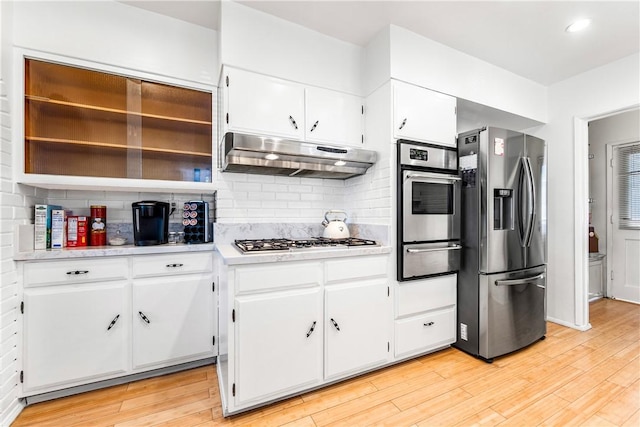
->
234, 237, 379, 254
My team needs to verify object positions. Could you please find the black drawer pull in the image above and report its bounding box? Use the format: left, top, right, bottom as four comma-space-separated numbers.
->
107, 314, 120, 331
66, 270, 89, 275
166, 263, 184, 268
424, 321, 435, 327
330, 318, 340, 331
138, 311, 151, 324
306, 321, 317, 338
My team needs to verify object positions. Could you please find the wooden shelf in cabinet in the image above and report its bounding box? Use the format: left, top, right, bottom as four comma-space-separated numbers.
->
25, 95, 212, 126
25, 137, 212, 158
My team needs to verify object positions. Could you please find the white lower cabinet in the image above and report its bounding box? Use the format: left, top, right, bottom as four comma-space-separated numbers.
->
325, 280, 389, 379
219, 254, 391, 415
133, 274, 215, 369
235, 288, 322, 405
394, 274, 457, 359
19, 250, 216, 397
22, 281, 128, 392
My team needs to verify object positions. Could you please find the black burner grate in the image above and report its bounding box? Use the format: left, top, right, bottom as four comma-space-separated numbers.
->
234, 237, 379, 253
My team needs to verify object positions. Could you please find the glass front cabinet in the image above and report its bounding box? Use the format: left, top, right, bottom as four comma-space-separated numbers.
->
18, 55, 214, 192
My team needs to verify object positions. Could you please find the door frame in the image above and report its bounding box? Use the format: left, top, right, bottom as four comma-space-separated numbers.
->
606, 139, 640, 300
574, 105, 639, 329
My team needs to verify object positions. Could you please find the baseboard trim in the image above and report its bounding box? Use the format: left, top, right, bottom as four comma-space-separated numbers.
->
547, 316, 592, 331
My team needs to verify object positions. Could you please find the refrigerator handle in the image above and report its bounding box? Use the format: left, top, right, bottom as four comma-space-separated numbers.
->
495, 273, 545, 286
518, 157, 536, 248
523, 157, 537, 247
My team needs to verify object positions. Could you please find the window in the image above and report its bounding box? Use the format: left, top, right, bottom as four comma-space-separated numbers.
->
617, 142, 640, 229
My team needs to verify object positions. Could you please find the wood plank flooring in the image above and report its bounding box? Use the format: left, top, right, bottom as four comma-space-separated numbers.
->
12, 298, 640, 426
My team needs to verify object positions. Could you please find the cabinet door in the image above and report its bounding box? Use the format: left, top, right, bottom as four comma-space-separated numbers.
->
225, 68, 305, 140
325, 280, 390, 380
235, 288, 322, 405
132, 274, 214, 369
22, 282, 128, 392
393, 81, 457, 147
305, 87, 362, 146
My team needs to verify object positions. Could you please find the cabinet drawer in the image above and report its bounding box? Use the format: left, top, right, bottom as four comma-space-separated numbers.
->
235, 262, 322, 294
325, 256, 388, 284
397, 274, 456, 318
395, 307, 455, 358
132, 252, 212, 278
24, 258, 128, 287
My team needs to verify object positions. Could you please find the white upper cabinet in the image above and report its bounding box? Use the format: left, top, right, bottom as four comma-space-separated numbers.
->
393, 80, 457, 147
224, 68, 305, 140
222, 67, 364, 146
305, 87, 363, 146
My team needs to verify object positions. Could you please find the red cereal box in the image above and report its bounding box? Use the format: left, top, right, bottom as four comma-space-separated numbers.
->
67, 216, 88, 247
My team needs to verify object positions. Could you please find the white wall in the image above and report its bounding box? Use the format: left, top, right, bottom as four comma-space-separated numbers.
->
589, 109, 640, 253
387, 25, 548, 125
13, 1, 218, 86
219, 0, 363, 95
533, 53, 640, 328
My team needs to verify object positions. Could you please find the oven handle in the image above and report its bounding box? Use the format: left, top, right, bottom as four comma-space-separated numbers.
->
405, 172, 461, 182
406, 244, 462, 254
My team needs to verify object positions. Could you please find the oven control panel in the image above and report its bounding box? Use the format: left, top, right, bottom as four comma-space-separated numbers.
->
409, 148, 429, 161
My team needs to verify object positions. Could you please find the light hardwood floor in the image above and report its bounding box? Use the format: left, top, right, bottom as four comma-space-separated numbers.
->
12, 298, 640, 426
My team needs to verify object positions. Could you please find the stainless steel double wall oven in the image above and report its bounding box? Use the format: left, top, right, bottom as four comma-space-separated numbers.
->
397, 140, 461, 281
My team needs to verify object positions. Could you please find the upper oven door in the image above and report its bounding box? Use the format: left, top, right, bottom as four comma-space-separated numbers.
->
402, 171, 461, 243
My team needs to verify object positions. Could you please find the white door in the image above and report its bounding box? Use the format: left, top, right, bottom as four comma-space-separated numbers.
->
22, 282, 128, 392
234, 288, 322, 405
325, 280, 390, 380
224, 68, 305, 139
305, 87, 362, 146
609, 142, 640, 303
132, 274, 215, 369
393, 80, 457, 147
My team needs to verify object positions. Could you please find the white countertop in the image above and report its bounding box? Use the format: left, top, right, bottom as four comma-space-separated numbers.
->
14, 243, 215, 261
215, 243, 392, 265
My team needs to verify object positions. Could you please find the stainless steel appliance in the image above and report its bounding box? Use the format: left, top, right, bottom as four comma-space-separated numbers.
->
220, 132, 377, 179
234, 237, 378, 254
455, 127, 547, 362
397, 140, 461, 281
132, 201, 170, 246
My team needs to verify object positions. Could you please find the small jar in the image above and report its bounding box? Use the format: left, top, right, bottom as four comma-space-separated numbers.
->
177, 231, 185, 244
168, 231, 177, 244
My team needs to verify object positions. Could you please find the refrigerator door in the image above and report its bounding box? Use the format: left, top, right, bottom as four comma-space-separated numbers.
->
478, 266, 546, 360
524, 135, 547, 268
480, 128, 527, 273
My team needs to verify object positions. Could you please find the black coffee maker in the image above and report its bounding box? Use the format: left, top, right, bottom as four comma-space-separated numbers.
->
132, 201, 170, 246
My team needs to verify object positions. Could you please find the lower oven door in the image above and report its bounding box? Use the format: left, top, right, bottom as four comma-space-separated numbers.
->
401, 241, 461, 281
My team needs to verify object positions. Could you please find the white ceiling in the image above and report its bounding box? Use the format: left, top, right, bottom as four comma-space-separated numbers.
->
121, 0, 639, 86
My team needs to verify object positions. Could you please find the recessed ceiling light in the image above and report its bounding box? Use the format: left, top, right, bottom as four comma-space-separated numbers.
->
566, 19, 591, 33
265, 153, 279, 160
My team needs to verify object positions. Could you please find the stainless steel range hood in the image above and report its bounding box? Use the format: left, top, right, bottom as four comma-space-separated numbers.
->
219, 132, 377, 179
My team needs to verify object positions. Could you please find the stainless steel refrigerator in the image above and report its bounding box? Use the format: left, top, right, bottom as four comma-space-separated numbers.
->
455, 127, 547, 362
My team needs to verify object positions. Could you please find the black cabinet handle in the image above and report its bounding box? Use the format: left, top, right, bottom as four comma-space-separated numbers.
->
289, 115, 298, 130
310, 120, 319, 132
107, 314, 120, 331
66, 270, 89, 275
138, 311, 151, 324
424, 321, 435, 327
166, 263, 184, 268
306, 321, 317, 338
330, 318, 340, 331
398, 118, 407, 130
